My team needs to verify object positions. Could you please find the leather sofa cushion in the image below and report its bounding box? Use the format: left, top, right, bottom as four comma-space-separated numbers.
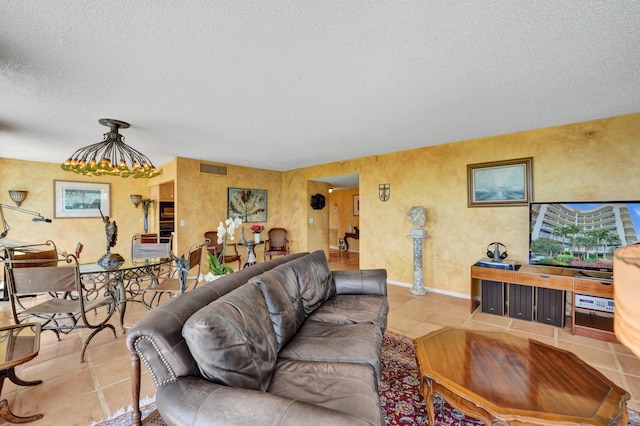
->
251, 265, 304, 351
306, 294, 389, 332
268, 359, 383, 425
289, 250, 335, 315
279, 321, 384, 381
127, 253, 310, 387
182, 283, 278, 391
157, 376, 377, 426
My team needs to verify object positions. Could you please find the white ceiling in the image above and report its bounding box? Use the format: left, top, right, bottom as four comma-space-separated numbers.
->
2, 1, 639, 176
312, 173, 359, 190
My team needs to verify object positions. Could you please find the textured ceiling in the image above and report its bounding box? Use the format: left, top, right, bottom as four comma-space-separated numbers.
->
1, 1, 639, 179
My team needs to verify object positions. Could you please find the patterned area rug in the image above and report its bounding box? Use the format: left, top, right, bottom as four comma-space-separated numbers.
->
92, 331, 639, 425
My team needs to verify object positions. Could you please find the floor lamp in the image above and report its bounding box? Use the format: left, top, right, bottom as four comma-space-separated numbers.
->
0, 204, 52, 239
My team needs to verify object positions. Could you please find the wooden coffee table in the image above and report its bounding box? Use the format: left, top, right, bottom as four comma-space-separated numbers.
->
415, 327, 629, 425
0, 323, 43, 423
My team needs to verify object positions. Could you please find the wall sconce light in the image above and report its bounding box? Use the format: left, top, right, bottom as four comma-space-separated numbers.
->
130, 195, 155, 232
328, 187, 334, 193
130, 194, 143, 208
8, 190, 28, 207
379, 184, 390, 202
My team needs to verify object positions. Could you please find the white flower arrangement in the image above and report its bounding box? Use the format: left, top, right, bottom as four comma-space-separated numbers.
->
201, 217, 243, 281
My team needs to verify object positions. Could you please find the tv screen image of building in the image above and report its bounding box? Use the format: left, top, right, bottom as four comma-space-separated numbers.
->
529, 201, 640, 272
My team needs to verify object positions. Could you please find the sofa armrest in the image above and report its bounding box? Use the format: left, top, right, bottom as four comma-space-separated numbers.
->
157, 377, 374, 426
332, 269, 387, 296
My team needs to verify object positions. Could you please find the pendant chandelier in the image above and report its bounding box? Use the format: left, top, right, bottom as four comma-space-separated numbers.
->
61, 119, 161, 178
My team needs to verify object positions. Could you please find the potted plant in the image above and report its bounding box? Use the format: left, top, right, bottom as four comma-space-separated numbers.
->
202, 217, 242, 282
251, 225, 265, 243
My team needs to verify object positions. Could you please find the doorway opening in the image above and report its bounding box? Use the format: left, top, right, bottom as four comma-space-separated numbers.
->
311, 173, 359, 263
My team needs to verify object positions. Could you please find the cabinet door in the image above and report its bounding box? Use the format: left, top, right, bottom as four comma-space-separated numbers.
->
481, 280, 504, 316
508, 284, 533, 321
159, 182, 174, 201
536, 287, 565, 327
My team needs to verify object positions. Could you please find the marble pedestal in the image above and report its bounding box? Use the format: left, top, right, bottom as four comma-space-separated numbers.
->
408, 229, 427, 295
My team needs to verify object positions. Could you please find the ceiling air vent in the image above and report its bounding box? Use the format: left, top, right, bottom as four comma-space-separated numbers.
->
200, 163, 227, 176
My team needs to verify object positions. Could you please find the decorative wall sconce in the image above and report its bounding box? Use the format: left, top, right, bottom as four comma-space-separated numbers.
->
379, 184, 390, 202
130, 194, 143, 208
8, 190, 28, 207
131, 197, 156, 233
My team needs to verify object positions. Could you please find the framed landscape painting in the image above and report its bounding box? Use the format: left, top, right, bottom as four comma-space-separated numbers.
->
467, 157, 533, 207
54, 180, 110, 218
227, 188, 267, 223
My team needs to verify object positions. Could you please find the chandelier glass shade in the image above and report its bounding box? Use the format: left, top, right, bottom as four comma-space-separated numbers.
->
61, 119, 160, 178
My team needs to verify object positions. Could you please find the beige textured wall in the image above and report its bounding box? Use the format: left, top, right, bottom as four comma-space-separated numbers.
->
0, 159, 151, 261
306, 180, 330, 255
3, 113, 639, 296
171, 157, 284, 264
284, 113, 640, 295
282, 170, 309, 254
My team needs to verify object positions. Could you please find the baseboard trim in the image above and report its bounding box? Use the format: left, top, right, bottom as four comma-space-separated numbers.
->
387, 280, 469, 300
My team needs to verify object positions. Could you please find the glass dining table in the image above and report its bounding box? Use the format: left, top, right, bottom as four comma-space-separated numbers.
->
79, 256, 173, 333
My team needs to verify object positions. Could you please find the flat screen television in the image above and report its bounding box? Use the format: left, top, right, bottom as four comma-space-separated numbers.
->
529, 201, 640, 273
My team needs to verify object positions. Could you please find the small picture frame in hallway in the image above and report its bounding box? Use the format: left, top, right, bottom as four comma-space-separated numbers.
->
467, 157, 533, 207
353, 194, 360, 216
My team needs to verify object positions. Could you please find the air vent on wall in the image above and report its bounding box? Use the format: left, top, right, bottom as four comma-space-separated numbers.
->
200, 163, 228, 176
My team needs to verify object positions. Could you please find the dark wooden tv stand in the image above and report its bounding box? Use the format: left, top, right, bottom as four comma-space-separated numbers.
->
470, 264, 616, 342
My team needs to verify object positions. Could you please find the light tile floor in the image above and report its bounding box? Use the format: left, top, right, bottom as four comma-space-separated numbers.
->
0, 249, 637, 425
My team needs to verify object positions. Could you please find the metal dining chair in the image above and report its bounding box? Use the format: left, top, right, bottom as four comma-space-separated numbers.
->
4, 241, 118, 362
141, 239, 208, 308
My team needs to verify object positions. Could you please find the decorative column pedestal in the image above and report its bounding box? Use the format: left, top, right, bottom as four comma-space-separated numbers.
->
407, 205, 428, 296
409, 229, 428, 295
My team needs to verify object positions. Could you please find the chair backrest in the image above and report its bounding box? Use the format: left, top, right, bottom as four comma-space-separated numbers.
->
204, 231, 224, 256
175, 240, 208, 291
6, 241, 58, 268
75, 242, 83, 259
138, 233, 159, 244
131, 234, 173, 260
7, 255, 79, 295
187, 242, 206, 273
266, 228, 288, 250
189, 244, 204, 270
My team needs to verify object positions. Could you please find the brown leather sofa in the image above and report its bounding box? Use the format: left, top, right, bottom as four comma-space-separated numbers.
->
126, 250, 388, 426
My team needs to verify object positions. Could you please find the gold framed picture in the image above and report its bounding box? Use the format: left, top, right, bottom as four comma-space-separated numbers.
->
467, 158, 533, 207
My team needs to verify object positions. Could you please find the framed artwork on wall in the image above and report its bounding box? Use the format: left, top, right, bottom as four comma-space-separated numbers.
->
54, 180, 110, 218
354, 194, 360, 216
467, 157, 533, 207
228, 188, 268, 223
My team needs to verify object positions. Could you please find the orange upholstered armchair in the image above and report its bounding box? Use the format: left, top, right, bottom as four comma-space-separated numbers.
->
263, 228, 290, 261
